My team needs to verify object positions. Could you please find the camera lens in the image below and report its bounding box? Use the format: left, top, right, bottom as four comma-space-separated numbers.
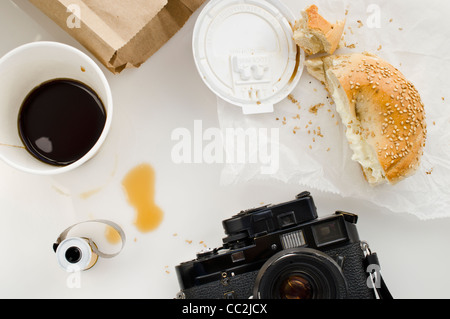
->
65, 246, 82, 264
278, 274, 313, 299
253, 248, 348, 299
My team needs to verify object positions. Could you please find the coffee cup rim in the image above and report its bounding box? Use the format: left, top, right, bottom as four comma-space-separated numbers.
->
0, 41, 113, 175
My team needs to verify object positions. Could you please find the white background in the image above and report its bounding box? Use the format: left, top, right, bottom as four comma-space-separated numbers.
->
0, 0, 449, 299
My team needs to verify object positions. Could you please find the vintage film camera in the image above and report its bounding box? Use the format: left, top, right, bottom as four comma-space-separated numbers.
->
176, 192, 392, 299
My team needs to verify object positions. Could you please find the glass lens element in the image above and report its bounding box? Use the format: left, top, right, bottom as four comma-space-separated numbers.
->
279, 275, 313, 299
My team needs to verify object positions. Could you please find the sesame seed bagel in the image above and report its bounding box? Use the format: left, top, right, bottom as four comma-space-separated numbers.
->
293, 5, 346, 56
305, 52, 427, 185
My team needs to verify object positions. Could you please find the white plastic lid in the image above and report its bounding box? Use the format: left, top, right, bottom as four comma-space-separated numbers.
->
193, 0, 304, 114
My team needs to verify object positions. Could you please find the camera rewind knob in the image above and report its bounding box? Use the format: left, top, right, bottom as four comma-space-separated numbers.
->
295, 191, 311, 199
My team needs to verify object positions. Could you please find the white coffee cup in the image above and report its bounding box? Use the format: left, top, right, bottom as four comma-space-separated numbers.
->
0, 41, 113, 175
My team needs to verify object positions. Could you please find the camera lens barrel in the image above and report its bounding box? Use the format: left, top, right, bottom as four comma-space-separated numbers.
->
253, 248, 348, 299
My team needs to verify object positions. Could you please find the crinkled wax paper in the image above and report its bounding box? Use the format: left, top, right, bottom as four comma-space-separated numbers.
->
216, 0, 450, 220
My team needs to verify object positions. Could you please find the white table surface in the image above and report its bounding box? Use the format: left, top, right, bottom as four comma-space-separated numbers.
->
0, 0, 449, 299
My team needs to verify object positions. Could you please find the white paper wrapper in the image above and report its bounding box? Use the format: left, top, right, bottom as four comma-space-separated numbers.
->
216, 0, 450, 220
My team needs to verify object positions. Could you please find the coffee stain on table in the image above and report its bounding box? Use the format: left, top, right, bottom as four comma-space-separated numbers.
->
0, 143, 25, 149
105, 225, 122, 244
52, 185, 71, 197
77, 155, 119, 199
80, 187, 103, 199
122, 163, 163, 232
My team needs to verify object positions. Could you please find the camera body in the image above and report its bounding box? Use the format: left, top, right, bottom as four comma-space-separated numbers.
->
176, 192, 375, 299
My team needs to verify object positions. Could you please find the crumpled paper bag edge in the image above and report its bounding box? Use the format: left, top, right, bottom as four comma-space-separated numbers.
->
107, 0, 205, 74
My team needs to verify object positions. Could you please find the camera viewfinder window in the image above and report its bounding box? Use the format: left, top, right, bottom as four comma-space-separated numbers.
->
312, 220, 346, 247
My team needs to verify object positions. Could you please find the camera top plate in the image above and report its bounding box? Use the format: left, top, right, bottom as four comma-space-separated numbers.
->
222, 192, 318, 247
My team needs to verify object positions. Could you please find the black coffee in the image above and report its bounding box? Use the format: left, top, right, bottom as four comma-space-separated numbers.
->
18, 79, 106, 166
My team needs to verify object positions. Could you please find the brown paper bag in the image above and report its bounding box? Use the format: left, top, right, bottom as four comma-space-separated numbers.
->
29, 0, 206, 74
